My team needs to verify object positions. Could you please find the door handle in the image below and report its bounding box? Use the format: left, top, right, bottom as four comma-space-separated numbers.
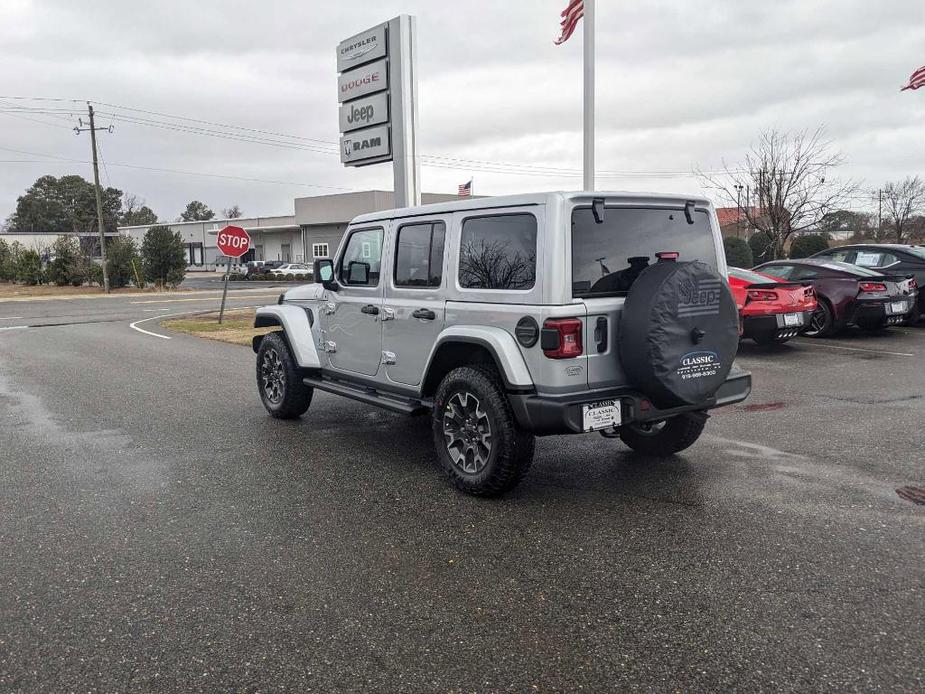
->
412, 308, 436, 320
360, 304, 379, 316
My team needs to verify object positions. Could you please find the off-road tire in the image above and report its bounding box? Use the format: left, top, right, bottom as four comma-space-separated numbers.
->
432, 365, 535, 496
619, 412, 707, 457
256, 331, 313, 419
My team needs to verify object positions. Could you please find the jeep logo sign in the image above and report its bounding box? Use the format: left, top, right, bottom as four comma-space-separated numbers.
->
338, 92, 388, 133
340, 124, 390, 164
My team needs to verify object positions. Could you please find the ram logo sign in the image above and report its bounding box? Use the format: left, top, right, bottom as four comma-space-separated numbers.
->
340, 125, 391, 165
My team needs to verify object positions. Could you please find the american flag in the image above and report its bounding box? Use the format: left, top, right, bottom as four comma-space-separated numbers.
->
554, 0, 584, 45
901, 65, 925, 91
458, 179, 472, 197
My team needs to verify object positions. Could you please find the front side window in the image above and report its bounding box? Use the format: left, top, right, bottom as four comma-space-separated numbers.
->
571, 206, 716, 297
339, 227, 383, 286
458, 214, 537, 290
395, 221, 446, 288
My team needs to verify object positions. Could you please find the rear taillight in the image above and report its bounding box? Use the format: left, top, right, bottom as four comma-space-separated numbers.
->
542, 318, 583, 359
804, 286, 815, 299
909, 278, 918, 290
859, 281, 887, 293
747, 289, 778, 301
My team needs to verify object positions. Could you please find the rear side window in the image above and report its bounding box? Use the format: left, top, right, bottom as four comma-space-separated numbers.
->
458, 214, 537, 290
854, 251, 898, 268
760, 264, 794, 279
339, 227, 383, 286
571, 207, 716, 297
394, 221, 446, 288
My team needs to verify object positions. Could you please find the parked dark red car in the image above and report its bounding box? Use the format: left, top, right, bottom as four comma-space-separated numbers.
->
727, 267, 817, 344
753, 259, 918, 337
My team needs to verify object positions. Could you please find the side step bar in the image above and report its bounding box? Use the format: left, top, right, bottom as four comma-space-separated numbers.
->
302, 376, 431, 416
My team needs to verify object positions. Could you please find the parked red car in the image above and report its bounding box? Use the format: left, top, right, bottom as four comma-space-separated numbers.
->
753, 259, 918, 337
728, 267, 817, 344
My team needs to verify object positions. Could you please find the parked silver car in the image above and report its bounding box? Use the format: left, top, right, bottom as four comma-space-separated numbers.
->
252, 192, 751, 495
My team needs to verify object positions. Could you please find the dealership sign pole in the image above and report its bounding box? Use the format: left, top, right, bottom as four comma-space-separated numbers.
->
215, 225, 251, 324
337, 16, 421, 208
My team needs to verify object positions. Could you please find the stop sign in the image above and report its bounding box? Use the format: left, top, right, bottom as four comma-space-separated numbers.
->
216, 225, 251, 258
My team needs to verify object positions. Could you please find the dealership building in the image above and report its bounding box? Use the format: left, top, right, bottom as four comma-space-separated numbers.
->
118, 190, 461, 270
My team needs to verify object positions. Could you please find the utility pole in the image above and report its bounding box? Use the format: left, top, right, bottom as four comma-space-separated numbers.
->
734, 183, 744, 239
877, 188, 883, 238
75, 103, 112, 293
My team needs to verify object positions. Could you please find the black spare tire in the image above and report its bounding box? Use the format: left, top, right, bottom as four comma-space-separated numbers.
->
618, 260, 739, 408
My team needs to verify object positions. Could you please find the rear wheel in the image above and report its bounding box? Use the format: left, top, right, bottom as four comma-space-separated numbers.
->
432, 365, 535, 496
619, 413, 707, 457
256, 332, 313, 419
804, 300, 835, 338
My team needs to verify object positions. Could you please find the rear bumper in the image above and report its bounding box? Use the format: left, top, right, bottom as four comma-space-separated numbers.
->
742, 311, 813, 339
508, 369, 752, 436
848, 298, 912, 326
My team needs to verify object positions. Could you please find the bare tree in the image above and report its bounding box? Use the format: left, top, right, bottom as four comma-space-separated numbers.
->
222, 204, 243, 219
458, 240, 535, 289
881, 176, 925, 243
699, 128, 856, 259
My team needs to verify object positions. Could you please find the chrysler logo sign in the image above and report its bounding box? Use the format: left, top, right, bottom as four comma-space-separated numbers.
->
336, 24, 387, 73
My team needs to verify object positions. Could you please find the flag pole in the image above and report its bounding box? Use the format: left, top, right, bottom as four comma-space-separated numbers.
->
583, 0, 595, 191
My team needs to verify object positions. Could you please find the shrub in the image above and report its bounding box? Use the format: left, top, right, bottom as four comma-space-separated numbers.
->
106, 235, 142, 288
723, 237, 753, 268
228, 273, 246, 281
87, 262, 104, 286
789, 234, 830, 259
0, 239, 12, 282
748, 232, 776, 264
285, 273, 295, 281
16, 249, 44, 285
47, 236, 83, 286
141, 225, 187, 287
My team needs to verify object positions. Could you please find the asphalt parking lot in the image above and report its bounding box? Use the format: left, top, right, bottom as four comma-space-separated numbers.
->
1, 295, 923, 692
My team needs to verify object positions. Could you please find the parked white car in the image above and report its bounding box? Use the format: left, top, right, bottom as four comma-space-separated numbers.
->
269, 263, 313, 278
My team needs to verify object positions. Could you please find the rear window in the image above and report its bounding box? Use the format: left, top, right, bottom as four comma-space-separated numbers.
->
571, 207, 716, 297
905, 246, 925, 260
458, 214, 537, 290
729, 267, 778, 284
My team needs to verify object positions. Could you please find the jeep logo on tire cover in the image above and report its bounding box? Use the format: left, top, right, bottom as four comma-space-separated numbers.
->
677, 278, 722, 317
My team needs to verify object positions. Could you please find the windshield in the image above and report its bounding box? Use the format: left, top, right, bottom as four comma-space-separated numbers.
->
811, 260, 882, 277
571, 206, 716, 298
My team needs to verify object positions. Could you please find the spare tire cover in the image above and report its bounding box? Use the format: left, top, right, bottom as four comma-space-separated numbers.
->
618, 261, 739, 408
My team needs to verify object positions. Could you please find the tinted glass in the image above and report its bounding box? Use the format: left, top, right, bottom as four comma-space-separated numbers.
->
459, 214, 537, 290
821, 249, 854, 263
904, 246, 925, 260
729, 267, 778, 284
811, 260, 881, 277
340, 227, 383, 286
854, 250, 898, 268
760, 264, 794, 279
395, 221, 445, 287
571, 207, 715, 297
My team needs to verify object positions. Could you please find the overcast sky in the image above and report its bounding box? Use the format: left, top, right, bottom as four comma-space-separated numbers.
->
1, 0, 923, 223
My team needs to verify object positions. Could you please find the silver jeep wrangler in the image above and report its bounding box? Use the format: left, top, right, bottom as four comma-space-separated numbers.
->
253, 192, 751, 495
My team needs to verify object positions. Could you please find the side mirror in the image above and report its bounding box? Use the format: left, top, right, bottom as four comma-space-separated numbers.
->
313, 258, 337, 290
346, 261, 370, 285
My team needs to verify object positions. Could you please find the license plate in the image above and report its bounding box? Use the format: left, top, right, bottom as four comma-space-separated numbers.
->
783, 312, 802, 327
582, 400, 621, 432
888, 301, 908, 315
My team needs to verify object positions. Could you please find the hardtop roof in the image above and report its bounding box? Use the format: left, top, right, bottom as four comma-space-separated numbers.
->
348, 191, 714, 225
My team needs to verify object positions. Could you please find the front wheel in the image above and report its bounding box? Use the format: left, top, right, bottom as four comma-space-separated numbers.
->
432, 366, 535, 496
618, 413, 707, 457
256, 332, 313, 419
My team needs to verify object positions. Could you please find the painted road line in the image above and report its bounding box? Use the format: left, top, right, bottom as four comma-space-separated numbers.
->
0, 316, 24, 320
0, 325, 29, 331
796, 340, 914, 358
130, 294, 278, 304
129, 314, 175, 340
